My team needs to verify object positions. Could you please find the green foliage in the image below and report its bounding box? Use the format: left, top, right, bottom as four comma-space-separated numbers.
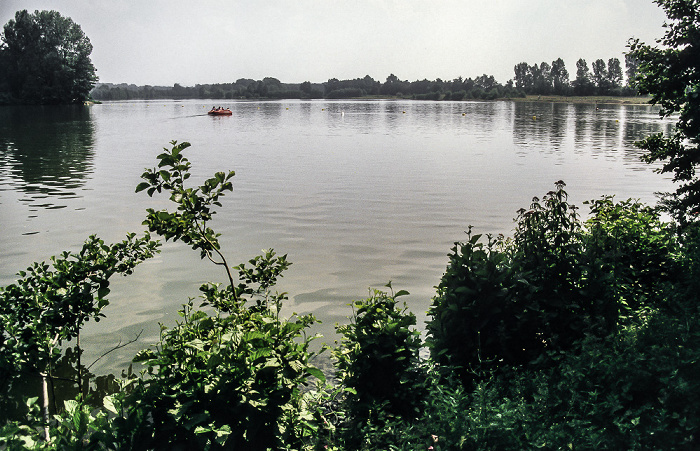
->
427, 182, 680, 385
0, 10, 97, 104
0, 233, 159, 417
4, 134, 700, 449
137, 140, 239, 294
426, 228, 514, 383
235, 249, 292, 313
629, 0, 700, 224
427, 183, 593, 383
0, 397, 56, 450
133, 141, 323, 449
333, 284, 424, 447
584, 196, 679, 321
124, 298, 320, 449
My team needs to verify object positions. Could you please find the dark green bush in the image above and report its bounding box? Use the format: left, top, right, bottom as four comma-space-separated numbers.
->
333, 285, 424, 447
583, 196, 679, 324
427, 182, 680, 385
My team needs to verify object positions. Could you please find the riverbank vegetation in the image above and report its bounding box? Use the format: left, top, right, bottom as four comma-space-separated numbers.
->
2, 0, 700, 449
88, 55, 641, 104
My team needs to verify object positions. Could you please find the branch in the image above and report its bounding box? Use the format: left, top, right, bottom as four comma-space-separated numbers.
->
195, 220, 238, 301
87, 330, 143, 371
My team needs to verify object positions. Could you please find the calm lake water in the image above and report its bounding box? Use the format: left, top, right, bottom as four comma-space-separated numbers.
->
0, 99, 675, 375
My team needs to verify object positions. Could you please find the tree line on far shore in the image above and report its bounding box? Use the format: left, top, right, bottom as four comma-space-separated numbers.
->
90, 55, 640, 102
514, 56, 637, 96
90, 74, 523, 102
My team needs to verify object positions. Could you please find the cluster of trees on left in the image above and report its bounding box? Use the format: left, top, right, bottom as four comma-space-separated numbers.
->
0, 10, 97, 105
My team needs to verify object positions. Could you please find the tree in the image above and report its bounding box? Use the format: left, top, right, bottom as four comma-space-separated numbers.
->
0, 10, 97, 104
591, 58, 609, 94
513, 62, 533, 93
629, 0, 700, 224
0, 234, 158, 438
607, 57, 624, 92
381, 73, 404, 96
533, 62, 553, 95
300, 80, 312, 94
551, 58, 571, 95
624, 53, 639, 89
573, 58, 595, 95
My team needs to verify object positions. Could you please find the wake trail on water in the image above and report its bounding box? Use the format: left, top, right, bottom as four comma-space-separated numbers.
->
172, 114, 211, 119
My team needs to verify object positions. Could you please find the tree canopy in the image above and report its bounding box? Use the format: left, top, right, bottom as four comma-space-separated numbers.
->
0, 10, 97, 104
630, 0, 700, 224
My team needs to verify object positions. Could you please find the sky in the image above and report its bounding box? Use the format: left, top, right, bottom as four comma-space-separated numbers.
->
0, 0, 669, 87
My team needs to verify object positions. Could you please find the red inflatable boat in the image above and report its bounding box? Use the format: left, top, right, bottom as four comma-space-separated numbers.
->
208, 108, 232, 116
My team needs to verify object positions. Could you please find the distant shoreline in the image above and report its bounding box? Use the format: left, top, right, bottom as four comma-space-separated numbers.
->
81, 95, 653, 105
508, 95, 652, 105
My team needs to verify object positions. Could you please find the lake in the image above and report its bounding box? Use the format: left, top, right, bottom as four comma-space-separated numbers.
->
0, 99, 675, 375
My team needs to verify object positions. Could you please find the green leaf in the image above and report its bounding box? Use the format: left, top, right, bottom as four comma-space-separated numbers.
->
103, 395, 118, 414
64, 399, 79, 416
305, 366, 326, 382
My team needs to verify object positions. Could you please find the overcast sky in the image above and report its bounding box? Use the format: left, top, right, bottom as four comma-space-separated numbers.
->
1, 0, 668, 87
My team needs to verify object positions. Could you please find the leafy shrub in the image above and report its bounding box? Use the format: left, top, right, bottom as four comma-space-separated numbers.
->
333, 285, 424, 447
583, 196, 679, 324
426, 182, 680, 385
126, 296, 321, 449
0, 233, 158, 422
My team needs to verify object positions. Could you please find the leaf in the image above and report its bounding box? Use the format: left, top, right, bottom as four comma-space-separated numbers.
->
305, 366, 326, 382
64, 399, 79, 416
395, 290, 410, 298
103, 395, 118, 414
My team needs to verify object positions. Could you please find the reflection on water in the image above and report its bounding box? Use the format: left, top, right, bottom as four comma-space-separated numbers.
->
0, 105, 95, 210
512, 102, 675, 168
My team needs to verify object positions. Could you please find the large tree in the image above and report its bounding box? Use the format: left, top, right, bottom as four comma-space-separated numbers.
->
624, 53, 640, 90
591, 58, 610, 94
607, 57, 624, 91
0, 10, 97, 104
629, 0, 700, 224
551, 58, 571, 95
533, 62, 553, 95
513, 62, 533, 93
573, 58, 595, 95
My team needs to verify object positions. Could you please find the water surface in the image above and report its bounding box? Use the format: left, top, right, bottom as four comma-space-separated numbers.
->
0, 99, 675, 374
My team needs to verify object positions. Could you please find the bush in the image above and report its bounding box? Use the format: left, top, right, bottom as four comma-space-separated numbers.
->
427, 182, 680, 385
126, 294, 320, 449
333, 285, 424, 447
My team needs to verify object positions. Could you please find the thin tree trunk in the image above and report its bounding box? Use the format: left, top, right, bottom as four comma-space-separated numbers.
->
41, 370, 50, 442
77, 331, 83, 400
